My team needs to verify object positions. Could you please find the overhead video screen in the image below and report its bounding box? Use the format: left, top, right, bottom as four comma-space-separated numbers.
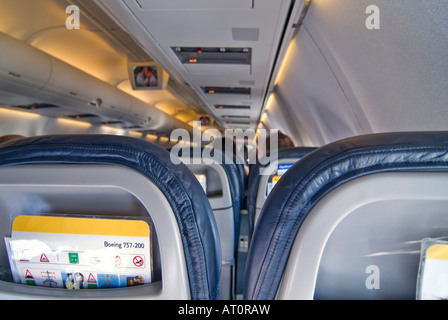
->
128, 61, 168, 90
133, 65, 159, 88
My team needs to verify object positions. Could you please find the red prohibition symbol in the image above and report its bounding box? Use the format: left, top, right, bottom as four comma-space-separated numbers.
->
133, 256, 144, 267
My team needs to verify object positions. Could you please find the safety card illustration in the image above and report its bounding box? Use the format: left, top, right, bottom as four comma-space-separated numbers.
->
5, 215, 152, 289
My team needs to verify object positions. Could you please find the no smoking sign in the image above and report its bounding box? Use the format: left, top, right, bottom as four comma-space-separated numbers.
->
133, 256, 144, 267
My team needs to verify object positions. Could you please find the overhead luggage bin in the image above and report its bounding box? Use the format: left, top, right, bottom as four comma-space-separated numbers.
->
0, 134, 221, 300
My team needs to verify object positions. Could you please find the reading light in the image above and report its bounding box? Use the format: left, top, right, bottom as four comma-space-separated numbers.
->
66, 114, 97, 120
274, 38, 296, 86
16, 103, 59, 111
56, 117, 92, 129
0, 107, 41, 120
101, 121, 123, 126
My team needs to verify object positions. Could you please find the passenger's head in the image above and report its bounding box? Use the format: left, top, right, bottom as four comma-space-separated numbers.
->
277, 131, 295, 149
258, 131, 295, 160
0, 134, 25, 144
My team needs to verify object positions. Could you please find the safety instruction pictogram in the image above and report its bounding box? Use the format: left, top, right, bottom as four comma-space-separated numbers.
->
113, 255, 121, 266
133, 256, 144, 267
25, 269, 34, 279
24, 269, 36, 286
19, 250, 29, 262
87, 273, 97, 284
40, 253, 50, 263
7, 215, 153, 289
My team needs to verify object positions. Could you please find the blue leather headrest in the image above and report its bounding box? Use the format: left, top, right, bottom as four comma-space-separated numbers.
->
210, 149, 245, 247
246, 147, 317, 236
0, 134, 221, 300
244, 132, 448, 300
178, 147, 245, 249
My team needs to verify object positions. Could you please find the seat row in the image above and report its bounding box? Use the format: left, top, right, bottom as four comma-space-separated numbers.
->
0, 132, 447, 299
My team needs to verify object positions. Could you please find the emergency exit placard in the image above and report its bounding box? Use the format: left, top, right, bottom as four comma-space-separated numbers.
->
5, 215, 152, 289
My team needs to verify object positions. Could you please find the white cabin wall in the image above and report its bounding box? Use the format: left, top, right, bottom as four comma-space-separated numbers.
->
269, 0, 448, 146
303, 0, 448, 135
270, 27, 364, 147
261, 93, 305, 147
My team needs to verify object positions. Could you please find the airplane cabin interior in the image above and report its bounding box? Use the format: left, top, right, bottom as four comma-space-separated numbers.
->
0, 0, 447, 301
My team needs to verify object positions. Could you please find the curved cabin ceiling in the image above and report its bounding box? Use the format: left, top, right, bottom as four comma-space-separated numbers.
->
3, 0, 443, 149
0, 0, 309, 138
95, 0, 308, 131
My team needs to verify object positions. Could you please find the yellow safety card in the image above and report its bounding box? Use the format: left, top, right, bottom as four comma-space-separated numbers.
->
266, 163, 294, 196
417, 239, 448, 300
5, 215, 152, 289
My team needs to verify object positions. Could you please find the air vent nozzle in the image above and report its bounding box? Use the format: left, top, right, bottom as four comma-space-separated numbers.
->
16, 103, 59, 110
66, 114, 98, 119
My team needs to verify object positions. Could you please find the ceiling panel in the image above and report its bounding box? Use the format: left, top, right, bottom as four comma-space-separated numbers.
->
97, 0, 300, 129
